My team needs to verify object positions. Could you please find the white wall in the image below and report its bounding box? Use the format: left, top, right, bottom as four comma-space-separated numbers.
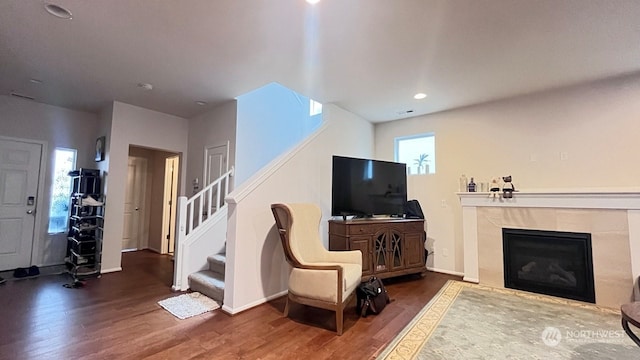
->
375, 73, 640, 275
101, 101, 189, 272
235, 83, 323, 185
187, 100, 237, 194
0, 95, 99, 266
224, 104, 374, 313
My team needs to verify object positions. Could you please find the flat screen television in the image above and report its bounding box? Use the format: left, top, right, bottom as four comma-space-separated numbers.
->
331, 155, 407, 218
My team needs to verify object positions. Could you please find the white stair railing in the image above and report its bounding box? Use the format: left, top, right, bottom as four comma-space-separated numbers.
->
173, 167, 233, 291
185, 167, 233, 235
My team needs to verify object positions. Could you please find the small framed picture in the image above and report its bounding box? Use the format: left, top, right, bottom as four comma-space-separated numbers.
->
95, 136, 106, 162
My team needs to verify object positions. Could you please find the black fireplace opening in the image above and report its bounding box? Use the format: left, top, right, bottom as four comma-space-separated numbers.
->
502, 228, 595, 303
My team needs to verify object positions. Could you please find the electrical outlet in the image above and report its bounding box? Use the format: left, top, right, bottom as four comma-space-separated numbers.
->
560, 152, 569, 161
442, 248, 449, 257
441, 199, 447, 208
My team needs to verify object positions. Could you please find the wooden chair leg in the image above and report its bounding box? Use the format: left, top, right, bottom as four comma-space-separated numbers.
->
336, 307, 344, 335
283, 296, 290, 317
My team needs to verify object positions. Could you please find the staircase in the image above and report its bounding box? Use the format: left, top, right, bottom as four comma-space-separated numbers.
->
188, 252, 225, 303
172, 168, 232, 293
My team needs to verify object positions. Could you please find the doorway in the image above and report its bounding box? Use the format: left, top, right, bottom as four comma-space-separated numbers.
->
161, 155, 179, 255
0, 138, 43, 271
122, 156, 147, 251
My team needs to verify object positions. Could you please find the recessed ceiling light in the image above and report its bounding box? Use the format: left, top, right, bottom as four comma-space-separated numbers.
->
396, 109, 414, 115
29, 79, 43, 84
414, 93, 427, 100
195, 101, 207, 106
306, 0, 321, 4
137, 83, 153, 91
44, 3, 73, 20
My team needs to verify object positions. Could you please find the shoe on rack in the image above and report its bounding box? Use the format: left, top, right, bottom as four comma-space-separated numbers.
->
77, 222, 98, 231
81, 196, 104, 207
0, 276, 5, 285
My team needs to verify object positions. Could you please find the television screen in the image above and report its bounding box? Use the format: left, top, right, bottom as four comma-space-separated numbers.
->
331, 156, 407, 217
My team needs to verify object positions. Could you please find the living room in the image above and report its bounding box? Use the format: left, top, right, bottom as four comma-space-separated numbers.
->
1, 1, 640, 358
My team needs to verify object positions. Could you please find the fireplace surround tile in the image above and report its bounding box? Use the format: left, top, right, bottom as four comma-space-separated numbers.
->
556, 208, 629, 233
476, 207, 632, 308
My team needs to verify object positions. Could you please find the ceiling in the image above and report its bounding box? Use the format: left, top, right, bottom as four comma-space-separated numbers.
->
2, 0, 640, 123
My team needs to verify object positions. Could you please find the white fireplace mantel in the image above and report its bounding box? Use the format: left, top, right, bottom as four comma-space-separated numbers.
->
458, 189, 640, 294
458, 189, 640, 210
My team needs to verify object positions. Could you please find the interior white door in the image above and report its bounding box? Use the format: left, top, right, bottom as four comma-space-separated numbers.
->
204, 143, 228, 210
161, 155, 179, 254
0, 139, 42, 271
122, 157, 147, 251
204, 144, 227, 186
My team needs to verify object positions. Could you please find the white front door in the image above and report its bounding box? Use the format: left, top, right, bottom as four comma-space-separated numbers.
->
0, 139, 42, 271
122, 157, 147, 251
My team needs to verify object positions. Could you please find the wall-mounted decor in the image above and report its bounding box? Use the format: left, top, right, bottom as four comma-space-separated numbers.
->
95, 136, 105, 162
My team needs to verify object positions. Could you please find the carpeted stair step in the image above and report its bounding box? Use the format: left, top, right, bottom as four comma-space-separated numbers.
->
207, 253, 225, 275
188, 270, 224, 303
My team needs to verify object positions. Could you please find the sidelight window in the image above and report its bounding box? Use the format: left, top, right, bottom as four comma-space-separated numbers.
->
48, 148, 76, 233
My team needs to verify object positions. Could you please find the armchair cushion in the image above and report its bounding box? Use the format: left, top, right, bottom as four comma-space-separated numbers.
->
289, 261, 362, 303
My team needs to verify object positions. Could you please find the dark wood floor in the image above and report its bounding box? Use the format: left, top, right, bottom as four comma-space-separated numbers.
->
0, 251, 459, 360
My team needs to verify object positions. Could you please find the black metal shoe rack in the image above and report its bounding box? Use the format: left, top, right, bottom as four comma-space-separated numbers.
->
66, 168, 103, 280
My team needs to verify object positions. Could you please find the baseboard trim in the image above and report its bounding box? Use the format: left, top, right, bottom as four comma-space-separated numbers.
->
100, 267, 122, 274
426, 266, 465, 277
463, 276, 480, 283
145, 247, 162, 254
222, 290, 289, 316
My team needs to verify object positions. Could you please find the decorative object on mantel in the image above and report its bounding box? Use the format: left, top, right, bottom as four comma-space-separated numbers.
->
459, 174, 468, 192
489, 177, 501, 198
468, 177, 476, 192
502, 175, 515, 198
95, 136, 105, 162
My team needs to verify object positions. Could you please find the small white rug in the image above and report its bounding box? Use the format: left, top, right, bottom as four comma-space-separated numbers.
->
157, 292, 220, 319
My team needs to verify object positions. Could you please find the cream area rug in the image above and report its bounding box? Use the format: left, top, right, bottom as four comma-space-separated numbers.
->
378, 280, 639, 359
158, 292, 220, 320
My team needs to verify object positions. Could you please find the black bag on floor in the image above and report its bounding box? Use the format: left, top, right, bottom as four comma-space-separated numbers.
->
356, 277, 390, 317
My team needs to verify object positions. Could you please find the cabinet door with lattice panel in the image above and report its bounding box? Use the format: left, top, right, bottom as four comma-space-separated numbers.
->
388, 227, 405, 272
373, 227, 404, 274
373, 229, 389, 273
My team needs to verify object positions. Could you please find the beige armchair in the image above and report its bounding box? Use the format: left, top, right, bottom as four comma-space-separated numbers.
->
271, 203, 362, 335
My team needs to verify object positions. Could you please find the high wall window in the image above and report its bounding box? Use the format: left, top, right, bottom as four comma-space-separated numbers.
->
310, 99, 323, 116
395, 133, 435, 175
48, 148, 76, 233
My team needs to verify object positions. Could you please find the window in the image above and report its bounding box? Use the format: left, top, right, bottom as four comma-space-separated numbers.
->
48, 148, 76, 233
309, 99, 322, 116
395, 133, 435, 175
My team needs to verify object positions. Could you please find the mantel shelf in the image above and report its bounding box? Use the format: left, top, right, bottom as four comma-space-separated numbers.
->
457, 188, 640, 210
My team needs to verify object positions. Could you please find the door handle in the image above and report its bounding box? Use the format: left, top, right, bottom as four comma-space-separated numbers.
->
135, 207, 139, 211
26, 209, 34, 214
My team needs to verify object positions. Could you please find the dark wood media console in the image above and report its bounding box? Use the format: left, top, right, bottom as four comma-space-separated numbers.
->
328, 218, 426, 279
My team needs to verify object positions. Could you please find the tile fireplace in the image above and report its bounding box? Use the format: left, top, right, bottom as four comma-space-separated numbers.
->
458, 189, 640, 308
